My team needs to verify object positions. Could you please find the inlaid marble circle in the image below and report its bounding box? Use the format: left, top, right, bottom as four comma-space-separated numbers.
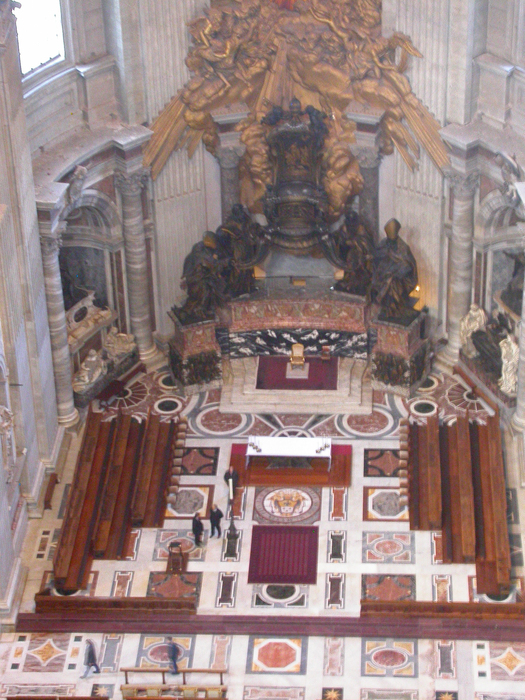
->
410, 399, 438, 417
371, 648, 408, 668
375, 539, 404, 556
253, 486, 321, 524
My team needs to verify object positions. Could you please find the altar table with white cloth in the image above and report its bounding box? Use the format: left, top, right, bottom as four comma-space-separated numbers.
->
246, 436, 331, 468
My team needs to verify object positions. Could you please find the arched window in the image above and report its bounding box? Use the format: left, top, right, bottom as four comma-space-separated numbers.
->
14, 0, 65, 75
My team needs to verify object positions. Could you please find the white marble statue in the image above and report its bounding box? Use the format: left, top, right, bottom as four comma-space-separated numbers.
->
460, 303, 487, 358
72, 349, 107, 392
104, 326, 136, 359
499, 333, 519, 396
0, 404, 13, 434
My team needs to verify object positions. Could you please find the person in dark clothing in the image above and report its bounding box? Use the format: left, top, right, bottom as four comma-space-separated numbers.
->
192, 512, 204, 546
223, 465, 239, 493
165, 637, 180, 674
209, 504, 224, 537
81, 639, 100, 678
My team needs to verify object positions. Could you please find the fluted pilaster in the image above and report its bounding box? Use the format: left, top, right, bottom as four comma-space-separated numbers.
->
355, 147, 382, 238
39, 233, 78, 426
216, 146, 244, 222
115, 169, 157, 362
441, 170, 479, 367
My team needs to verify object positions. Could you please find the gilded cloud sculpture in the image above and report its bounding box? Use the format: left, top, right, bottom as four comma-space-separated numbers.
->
143, 0, 449, 219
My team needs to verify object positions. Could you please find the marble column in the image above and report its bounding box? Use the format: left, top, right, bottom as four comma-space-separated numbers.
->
39, 234, 79, 426
115, 169, 157, 362
355, 147, 382, 238
440, 170, 480, 368
216, 147, 243, 223
512, 278, 525, 430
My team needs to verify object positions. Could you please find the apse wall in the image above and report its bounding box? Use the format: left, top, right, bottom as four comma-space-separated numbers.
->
137, 0, 210, 339
0, 7, 62, 615
22, 0, 117, 155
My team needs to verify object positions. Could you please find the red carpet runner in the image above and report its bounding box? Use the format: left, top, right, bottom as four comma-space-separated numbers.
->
256, 356, 338, 390
248, 525, 319, 584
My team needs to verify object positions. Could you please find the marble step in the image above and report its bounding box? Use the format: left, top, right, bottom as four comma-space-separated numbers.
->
220, 356, 373, 415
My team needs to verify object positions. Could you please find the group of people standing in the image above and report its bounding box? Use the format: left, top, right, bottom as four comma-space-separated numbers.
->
190, 464, 239, 545
191, 505, 223, 545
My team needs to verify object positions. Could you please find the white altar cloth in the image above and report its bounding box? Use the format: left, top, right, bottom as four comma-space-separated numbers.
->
246, 436, 331, 459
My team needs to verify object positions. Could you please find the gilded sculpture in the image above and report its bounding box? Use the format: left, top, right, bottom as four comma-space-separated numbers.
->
144, 0, 449, 219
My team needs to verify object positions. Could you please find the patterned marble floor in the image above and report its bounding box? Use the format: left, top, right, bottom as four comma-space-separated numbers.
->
1, 371, 524, 700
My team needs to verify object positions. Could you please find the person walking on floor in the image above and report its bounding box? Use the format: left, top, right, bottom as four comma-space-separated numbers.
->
166, 637, 180, 675
81, 639, 100, 678
223, 464, 239, 495
209, 504, 224, 537
192, 511, 204, 546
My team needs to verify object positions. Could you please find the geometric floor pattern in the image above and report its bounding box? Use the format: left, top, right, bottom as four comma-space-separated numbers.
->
1, 370, 524, 700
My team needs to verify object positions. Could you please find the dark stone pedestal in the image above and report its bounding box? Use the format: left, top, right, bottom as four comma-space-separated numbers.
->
371, 312, 431, 397
168, 312, 222, 396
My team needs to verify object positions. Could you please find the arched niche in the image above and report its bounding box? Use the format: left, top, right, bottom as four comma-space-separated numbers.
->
473, 189, 525, 316
59, 190, 128, 335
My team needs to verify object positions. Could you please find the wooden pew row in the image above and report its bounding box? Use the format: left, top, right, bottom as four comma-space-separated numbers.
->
425, 414, 442, 530
360, 599, 525, 620
438, 419, 476, 563
473, 413, 511, 595
93, 412, 133, 557
144, 419, 176, 528
407, 422, 420, 531
121, 668, 228, 686
5, 697, 93, 700
53, 407, 102, 587
105, 417, 146, 560
132, 412, 161, 526
438, 421, 454, 564
449, 416, 476, 563
63, 417, 118, 591
408, 416, 442, 531
35, 594, 198, 614
121, 685, 226, 699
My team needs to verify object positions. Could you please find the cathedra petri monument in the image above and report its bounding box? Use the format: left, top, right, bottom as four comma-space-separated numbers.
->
143, 0, 452, 397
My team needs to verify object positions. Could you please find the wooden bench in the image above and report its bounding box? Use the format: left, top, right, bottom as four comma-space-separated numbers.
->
438, 417, 476, 563
144, 419, 176, 527
132, 412, 161, 526
53, 407, 103, 590
104, 417, 146, 559
120, 685, 227, 699
473, 413, 511, 595
121, 667, 227, 686
93, 412, 133, 557
5, 697, 93, 700
43, 473, 59, 510
361, 599, 525, 620
34, 594, 197, 615
62, 417, 118, 590
408, 416, 441, 530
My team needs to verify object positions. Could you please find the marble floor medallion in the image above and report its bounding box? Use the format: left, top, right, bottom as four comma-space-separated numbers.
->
252, 584, 308, 608
247, 637, 308, 674
165, 485, 214, 520
253, 487, 321, 524
363, 487, 409, 522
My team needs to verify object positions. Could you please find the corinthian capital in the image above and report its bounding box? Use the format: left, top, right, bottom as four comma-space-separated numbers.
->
444, 169, 480, 198
39, 234, 62, 257
216, 146, 245, 169
354, 146, 382, 169
114, 168, 150, 196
